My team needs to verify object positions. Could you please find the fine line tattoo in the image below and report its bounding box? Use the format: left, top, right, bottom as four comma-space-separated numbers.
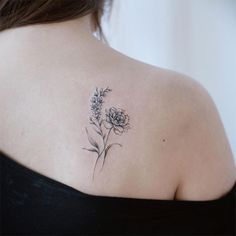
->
82, 87, 130, 180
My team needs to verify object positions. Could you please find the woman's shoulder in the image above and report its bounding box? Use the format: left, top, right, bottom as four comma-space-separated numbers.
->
150, 70, 236, 201
112, 51, 236, 200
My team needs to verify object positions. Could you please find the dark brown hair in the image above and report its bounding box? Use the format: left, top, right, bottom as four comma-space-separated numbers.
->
0, 0, 109, 34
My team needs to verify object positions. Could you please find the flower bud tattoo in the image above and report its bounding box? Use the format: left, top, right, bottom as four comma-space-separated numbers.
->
83, 87, 130, 180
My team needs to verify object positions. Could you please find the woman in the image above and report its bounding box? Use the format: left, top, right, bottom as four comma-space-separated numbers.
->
0, 0, 235, 235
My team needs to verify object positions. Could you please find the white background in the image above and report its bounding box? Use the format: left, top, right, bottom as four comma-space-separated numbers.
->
103, 0, 236, 162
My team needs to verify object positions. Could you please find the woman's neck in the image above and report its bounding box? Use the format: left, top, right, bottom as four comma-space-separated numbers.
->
0, 15, 101, 61
0, 14, 107, 75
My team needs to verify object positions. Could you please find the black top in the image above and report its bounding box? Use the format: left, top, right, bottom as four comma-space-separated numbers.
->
0, 151, 235, 235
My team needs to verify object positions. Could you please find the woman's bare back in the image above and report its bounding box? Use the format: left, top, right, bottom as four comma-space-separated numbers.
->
0, 18, 235, 201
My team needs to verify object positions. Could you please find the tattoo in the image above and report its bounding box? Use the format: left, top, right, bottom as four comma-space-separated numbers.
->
82, 87, 130, 180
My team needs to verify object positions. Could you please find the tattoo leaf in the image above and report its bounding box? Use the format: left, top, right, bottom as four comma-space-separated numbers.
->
85, 128, 99, 152
82, 148, 99, 154
93, 128, 102, 136
104, 143, 122, 157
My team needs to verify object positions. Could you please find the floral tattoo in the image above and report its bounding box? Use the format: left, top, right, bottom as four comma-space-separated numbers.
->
83, 87, 130, 180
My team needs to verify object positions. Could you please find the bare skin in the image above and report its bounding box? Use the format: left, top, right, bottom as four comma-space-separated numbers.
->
0, 15, 235, 200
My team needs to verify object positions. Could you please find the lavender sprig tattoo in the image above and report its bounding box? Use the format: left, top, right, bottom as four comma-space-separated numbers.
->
83, 87, 130, 180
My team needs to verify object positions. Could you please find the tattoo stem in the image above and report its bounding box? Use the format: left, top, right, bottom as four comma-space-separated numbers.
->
100, 128, 113, 171
93, 156, 100, 181
92, 127, 112, 180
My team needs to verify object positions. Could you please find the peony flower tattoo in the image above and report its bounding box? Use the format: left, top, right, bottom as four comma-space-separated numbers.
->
105, 107, 130, 135
83, 87, 130, 180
